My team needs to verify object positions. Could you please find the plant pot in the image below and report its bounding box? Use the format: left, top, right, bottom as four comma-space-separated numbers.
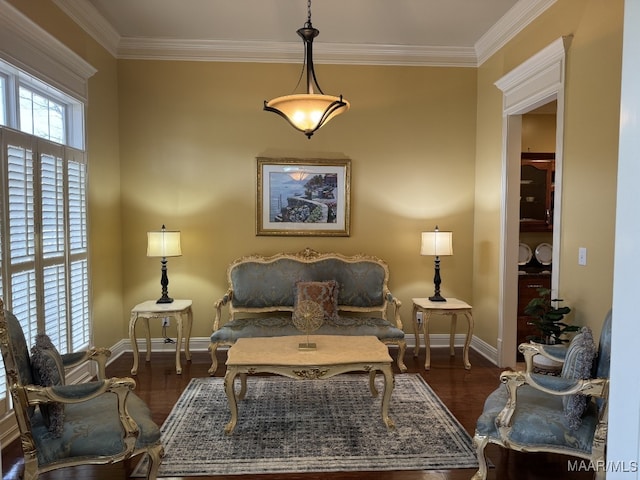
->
532, 353, 563, 374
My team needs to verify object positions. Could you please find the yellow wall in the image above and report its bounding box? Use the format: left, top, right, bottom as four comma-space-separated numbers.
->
522, 113, 556, 153
117, 61, 478, 338
473, 0, 623, 344
10, 0, 624, 350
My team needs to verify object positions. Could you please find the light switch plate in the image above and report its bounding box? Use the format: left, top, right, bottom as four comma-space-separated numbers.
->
578, 247, 587, 266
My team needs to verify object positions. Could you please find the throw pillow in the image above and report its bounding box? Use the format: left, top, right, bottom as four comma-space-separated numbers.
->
560, 327, 596, 430
31, 333, 65, 437
294, 280, 339, 321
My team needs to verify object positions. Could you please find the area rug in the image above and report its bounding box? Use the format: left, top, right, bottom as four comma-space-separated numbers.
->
133, 374, 478, 477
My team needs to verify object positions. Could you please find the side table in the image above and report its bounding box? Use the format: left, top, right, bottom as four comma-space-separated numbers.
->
129, 299, 193, 374
412, 297, 473, 370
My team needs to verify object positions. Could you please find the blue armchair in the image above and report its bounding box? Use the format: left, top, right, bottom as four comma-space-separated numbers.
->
0, 299, 164, 480
472, 310, 611, 479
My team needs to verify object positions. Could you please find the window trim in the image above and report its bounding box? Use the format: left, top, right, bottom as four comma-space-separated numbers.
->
0, 1, 96, 103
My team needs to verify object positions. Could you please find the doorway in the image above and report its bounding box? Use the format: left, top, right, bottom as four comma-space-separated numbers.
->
517, 106, 557, 359
495, 37, 570, 367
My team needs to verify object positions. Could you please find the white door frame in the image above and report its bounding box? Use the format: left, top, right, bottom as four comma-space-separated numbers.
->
494, 36, 570, 367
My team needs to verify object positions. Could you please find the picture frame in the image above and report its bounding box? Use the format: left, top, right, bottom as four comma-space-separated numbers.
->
257, 157, 351, 236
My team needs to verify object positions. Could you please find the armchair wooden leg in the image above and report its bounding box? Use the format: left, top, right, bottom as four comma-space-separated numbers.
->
23, 451, 38, 480
145, 443, 165, 480
208, 343, 219, 375
471, 434, 489, 480
396, 340, 407, 372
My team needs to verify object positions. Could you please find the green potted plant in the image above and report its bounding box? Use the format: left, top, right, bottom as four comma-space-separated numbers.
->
524, 287, 578, 345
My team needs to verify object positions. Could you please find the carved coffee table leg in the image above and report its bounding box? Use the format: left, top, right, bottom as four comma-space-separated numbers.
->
237, 373, 248, 400
368, 370, 379, 397
224, 368, 239, 434
380, 364, 395, 429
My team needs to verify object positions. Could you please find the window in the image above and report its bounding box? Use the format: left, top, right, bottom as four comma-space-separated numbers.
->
19, 87, 66, 144
0, 59, 88, 412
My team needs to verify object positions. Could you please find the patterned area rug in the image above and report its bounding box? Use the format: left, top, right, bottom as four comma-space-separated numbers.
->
133, 374, 478, 477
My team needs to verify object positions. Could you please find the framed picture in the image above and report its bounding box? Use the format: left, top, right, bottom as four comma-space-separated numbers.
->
257, 157, 351, 236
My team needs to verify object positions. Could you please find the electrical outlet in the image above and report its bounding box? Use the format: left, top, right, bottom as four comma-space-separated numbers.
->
162, 317, 170, 327
416, 311, 423, 324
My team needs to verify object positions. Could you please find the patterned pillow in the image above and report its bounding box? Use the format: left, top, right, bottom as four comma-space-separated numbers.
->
294, 280, 339, 321
31, 333, 65, 437
560, 327, 596, 430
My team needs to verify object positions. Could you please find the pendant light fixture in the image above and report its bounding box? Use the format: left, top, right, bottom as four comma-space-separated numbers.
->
264, 0, 350, 139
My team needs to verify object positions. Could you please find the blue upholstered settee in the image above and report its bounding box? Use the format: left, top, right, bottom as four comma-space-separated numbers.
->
209, 248, 407, 374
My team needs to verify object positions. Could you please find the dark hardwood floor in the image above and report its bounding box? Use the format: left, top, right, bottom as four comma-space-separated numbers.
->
1, 347, 594, 479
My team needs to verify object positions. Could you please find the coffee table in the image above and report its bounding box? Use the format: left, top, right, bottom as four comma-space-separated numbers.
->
223, 335, 395, 434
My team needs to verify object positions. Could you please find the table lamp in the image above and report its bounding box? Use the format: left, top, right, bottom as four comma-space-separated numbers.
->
147, 225, 182, 303
421, 226, 453, 302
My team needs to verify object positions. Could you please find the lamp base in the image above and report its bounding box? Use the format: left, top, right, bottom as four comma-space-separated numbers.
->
156, 295, 174, 304
428, 294, 447, 302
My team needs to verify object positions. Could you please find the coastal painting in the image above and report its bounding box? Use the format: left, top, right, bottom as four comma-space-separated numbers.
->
257, 158, 351, 236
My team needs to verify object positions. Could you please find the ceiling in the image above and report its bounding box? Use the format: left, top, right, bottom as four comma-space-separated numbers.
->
53, 0, 554, 66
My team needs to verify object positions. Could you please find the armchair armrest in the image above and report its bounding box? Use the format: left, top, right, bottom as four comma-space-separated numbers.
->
23, 377, 137, 406
385, 291, 403, 330
213, 289, 233, 331
61, 347, 112, 380
496, 369, 608, 428
537, 343, 568, 362
519, 342, 566, 373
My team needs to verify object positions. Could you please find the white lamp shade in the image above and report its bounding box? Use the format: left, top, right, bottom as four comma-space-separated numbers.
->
147, 230, 182, 257
421, 230, 453, 256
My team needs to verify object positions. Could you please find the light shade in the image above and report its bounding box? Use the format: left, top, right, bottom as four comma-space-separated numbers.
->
421, 230, 453, 257
147, 229, 182, 258
265, 93, 349, 137
263, 4, 349, 139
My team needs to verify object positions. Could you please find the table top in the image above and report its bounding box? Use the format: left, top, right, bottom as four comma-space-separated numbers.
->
412, 297, 472, 310
226, 335, 391, 366
131, 299, 192, 313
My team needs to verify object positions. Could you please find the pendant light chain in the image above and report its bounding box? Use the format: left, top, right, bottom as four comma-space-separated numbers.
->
306, 0, 312, 27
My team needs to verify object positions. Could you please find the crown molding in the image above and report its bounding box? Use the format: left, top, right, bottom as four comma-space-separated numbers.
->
475, 0, 557, 66
118, 37, 477, 67
53, 0, 554, 67
52, 0, 120, 57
